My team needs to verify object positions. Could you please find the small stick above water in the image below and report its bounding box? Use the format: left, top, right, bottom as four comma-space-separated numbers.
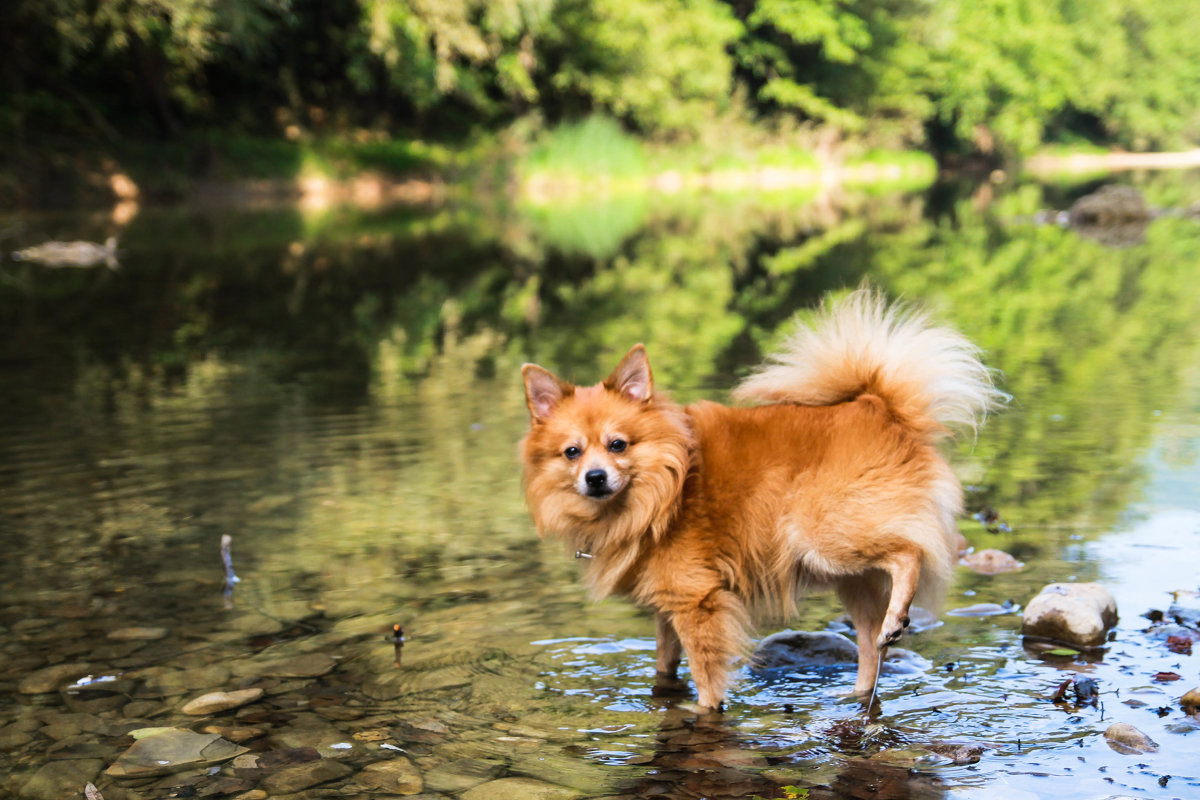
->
390, 624, 405, 668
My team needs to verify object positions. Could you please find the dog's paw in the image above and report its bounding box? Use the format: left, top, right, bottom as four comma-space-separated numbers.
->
876, 615, 911, 648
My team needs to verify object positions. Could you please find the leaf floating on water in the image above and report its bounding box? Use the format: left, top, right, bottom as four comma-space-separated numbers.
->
1166, 635, 1193, 655
1153, 671, 1182, 682
1044, 647, 1081, 657
1051, 677, 1074, 703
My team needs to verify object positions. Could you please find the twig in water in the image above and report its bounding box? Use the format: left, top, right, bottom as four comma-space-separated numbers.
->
220, 534, 240, 609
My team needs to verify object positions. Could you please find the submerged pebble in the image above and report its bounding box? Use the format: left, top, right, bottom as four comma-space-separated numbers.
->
259, 758, 353, 794
180, 688, 264, 715
18, 663, 95, 694
460, 776, 583, 800
351, 757, 425, 794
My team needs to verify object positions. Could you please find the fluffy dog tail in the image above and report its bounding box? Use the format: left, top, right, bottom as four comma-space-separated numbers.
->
733, 288, 1004, 438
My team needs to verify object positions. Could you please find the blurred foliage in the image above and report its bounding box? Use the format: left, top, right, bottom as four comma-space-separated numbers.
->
3, 0, 1200, 168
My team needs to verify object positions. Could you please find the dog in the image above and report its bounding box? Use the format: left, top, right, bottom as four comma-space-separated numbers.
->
520, 289, 1001, 710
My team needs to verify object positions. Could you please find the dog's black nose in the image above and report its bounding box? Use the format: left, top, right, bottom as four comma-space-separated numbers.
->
585, 469, 608, 488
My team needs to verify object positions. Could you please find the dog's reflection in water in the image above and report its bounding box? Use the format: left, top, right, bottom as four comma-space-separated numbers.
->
611, 684, 947, 800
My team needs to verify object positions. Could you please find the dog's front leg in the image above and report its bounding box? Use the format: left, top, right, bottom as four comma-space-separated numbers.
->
655, 611, 682, 678
670, 589, 746, 711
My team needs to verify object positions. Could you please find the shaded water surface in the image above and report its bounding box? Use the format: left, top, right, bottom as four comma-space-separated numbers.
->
2, 175, 1200, 799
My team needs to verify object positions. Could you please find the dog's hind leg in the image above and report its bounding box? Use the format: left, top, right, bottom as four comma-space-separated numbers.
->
655, 611, 682, 678
836, 573, 890, 697
876, 546, 922, 650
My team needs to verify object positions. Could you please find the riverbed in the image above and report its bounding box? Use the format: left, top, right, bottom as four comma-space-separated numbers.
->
1, 172, 1199, 799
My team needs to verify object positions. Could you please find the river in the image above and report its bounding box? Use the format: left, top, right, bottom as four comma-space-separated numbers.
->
1, 171, 1198, 799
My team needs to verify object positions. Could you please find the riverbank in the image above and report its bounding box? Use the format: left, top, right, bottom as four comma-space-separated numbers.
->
1025, 147, 1200, 176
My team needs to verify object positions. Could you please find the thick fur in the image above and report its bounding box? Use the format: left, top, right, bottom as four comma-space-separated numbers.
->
520, 289, 1003, 709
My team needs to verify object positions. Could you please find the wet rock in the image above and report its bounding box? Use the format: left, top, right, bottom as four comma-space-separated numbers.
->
1022, 582, 1117, 648
181, 687, 264, 715
751, 630, 928, 675
107, 627, 169, 641
123, 700, 162, 718
105, 728, 248, 778
137, 665, 232, 697
0, 725, 34, 750
423, 758, 504, 793
260, 653, 337, 679
926, 741, 989, 765
1069, 185, 1150, 226
947, 602, 1018, 617
1166, 590, 1200, 629
62, 675, 137, 713
232, 791, 267, 800
21, 758, 105, 800
352, 757, 424, 794
959, 549, 1024, 574
18, 662, 95, 694
753, 631, 858, 669
201, 724, 267, 743
259, 758, 352, 794
42, 721, 83, 740
461, 777, 583, 800
1104, 723, 1159, 754
1181, 687, 1200, 714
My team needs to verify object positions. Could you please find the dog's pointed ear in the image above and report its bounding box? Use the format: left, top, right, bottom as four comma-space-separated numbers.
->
605, 344, 653, 403
523, 364, 569, 423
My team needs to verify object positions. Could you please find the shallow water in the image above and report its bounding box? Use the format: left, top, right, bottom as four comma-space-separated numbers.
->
2, 175, 1200, 799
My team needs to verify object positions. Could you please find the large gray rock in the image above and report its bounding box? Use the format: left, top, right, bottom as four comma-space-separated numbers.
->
1022, 583, 1117, 649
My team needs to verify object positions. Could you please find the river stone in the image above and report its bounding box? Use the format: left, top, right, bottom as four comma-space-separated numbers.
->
750, 630, 927, 674
107, 626, 169, 641
1181, 687, 1200, 713
21, 758, 105, 800
1104, 723, 1158, 754
18, 662, 95, 694
352, 757, 424, 794
947, 602, 1017, 617
259, 758, 352, 794
139, 664, 232, 697
1021, 583, 1117, 648
960, 549, 1024, 574
105, 728, 248, 777
423, 758, 504, 793
181, 688, 264, 715
201, 724, 267, 743
461, 777, 583, 800
0, 726, 34, 750
260, 653, 337, 678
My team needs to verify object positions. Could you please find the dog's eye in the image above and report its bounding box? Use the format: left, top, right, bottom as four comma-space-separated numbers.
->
607, 439, 627, 453
563, 446, 581, 460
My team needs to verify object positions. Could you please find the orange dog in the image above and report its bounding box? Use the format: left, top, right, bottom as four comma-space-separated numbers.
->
520, 289, 1001, 710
